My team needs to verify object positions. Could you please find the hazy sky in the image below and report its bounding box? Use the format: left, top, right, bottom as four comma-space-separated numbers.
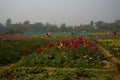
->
0, 0, 120, 25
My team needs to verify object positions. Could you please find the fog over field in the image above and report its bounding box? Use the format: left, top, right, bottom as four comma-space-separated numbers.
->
0, 0, 120, 25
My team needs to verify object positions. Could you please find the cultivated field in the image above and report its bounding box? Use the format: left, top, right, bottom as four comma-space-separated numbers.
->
0, 32, 120, 80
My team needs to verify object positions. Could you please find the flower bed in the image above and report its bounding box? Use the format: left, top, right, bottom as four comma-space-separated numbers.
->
15, 36, 107, 68
99, 39, 120, 59
0, 36, 115, 80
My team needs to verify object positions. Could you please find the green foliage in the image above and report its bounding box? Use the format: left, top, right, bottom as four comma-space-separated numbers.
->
16, 47, 105, 68
0, 36, 116, 79
0, 66, 115, 80
0, 52, 20, 65
100, 39, 120, 59
0, 67, 46, 80
0, 38, 49, 65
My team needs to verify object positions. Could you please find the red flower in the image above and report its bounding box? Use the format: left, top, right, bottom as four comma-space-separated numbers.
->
29, 49, 33, 53
48, 43, 54, 48
19, 51, 26, 56
78, 36, 83, 41
72, 41, 79, 49
62, 40, 69, 47
36, 48, 44, 53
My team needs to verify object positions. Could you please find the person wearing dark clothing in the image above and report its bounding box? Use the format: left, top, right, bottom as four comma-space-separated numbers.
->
113, 32, 116, 36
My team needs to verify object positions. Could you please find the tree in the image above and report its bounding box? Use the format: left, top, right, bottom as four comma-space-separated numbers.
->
115, 20, 120, 31
0, 23, 4, 28
115, 19, 120, 26
5, 29, 16, 35
11, 23, 23, 33
95, 21, 106, 30
0, 23, 5, 34
49, 24, 58, 32
67, 26, 73, 31
34, 22, 44, 31
60, 23, 67, 31
23, 20, 30, 26
90, 21, 94, 26
95, 21, 104, 27
5, 18, 12, 27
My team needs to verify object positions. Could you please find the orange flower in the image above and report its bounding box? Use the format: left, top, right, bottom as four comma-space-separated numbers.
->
57, 45, 62, 50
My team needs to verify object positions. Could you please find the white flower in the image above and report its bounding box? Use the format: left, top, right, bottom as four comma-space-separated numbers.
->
114, 48, 118, 50
84, 55, 88, 58
116, 48, 118, 50
97, 56, 100, 58
117, 53, 120, 55
89, 57, 92, 60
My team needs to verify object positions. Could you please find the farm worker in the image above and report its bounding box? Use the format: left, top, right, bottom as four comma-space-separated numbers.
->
113, 32, 116, 36
45, 32, 51, 38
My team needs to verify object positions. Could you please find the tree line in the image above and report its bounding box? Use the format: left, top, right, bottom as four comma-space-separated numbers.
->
0, 19, 120, 34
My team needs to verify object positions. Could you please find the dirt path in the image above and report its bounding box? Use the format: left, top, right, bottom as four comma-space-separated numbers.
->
99, 46, 120, 64
0, 64, 14, 71
44, 67, 114, 71
0, 60, 21, 71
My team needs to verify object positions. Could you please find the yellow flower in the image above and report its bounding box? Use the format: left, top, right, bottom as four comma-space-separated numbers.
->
60, 43, 63, 47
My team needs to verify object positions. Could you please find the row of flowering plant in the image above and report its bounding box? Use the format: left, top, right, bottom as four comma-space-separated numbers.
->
19, 36, 98, 55
99, 39, 120, 59
17, 36, 106, 68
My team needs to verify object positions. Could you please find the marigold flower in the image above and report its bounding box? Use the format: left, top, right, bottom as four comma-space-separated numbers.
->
57, 45, 62, 50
